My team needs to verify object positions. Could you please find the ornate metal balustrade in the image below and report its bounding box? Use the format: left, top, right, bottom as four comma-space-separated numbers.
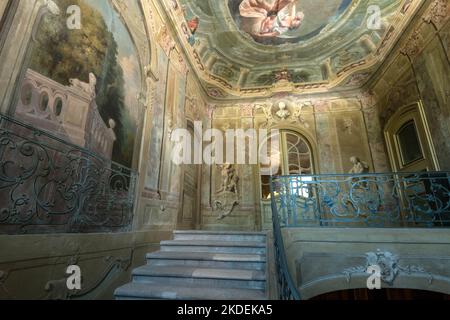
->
271, 172, 450, 228
270, 172, 450, 299
0, 113, 137, 234
270, 190, 301, 300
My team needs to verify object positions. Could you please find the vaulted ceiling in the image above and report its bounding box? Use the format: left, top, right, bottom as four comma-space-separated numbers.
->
160, 0, 423, 100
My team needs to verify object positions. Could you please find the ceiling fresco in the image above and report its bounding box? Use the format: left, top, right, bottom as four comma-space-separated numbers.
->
228, 0, 353, 45
160, 0, 422, 100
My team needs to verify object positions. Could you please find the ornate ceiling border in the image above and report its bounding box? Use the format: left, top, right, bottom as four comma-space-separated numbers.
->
158, 0, 427, 101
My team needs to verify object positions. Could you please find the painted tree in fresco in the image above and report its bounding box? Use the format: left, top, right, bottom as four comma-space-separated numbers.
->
29, 0, 136, 167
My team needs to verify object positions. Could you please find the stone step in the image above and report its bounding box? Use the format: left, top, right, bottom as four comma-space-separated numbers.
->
132, 266, 266, 290
115, 282, 267, 300
146, 251, 266, 270
173, 230, 267, 242
114, 230, 269, 300
160, 240, 266, 255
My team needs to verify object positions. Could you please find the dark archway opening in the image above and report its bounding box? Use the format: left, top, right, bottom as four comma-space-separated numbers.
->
312, 289, 450, 300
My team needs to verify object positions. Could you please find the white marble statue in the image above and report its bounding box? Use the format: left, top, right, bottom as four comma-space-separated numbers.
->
349, 156, 370, 174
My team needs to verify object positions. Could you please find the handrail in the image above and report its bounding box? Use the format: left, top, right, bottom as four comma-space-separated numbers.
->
0, 113, 137, 234
271, 172, 450, 228
269, 172, 450, 299
270, 175, 301, 300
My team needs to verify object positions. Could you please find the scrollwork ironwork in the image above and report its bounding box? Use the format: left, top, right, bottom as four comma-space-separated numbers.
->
270, 171, 450, 299
271, 172, 450, 228
0, 113, 136, 234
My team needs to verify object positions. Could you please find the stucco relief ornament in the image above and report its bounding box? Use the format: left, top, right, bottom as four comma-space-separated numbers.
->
213, 164, 239, 220
400, 30, 422, 59
136, 92, 147, 106
255, 103, 275, 128
423, 0, 448, 28
343, 250, 433, 285
276, 102, 291, 120
368, 251, 399, 285
292, 102, 311, 128
158, 25, 176, 56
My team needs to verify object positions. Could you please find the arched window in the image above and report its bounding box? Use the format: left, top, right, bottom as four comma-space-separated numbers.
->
260, 130, 314, 199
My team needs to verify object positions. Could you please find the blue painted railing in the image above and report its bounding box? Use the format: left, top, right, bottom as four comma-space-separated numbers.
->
270, 179, 301, 300
270, 172, 450, 299
271, 172, 450, 228
0, 113, 137, 234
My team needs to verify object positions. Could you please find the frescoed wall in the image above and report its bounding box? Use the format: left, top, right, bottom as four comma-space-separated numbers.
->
0, 0, 450, 299
0, 0, 166, 300
13, 0, 143, 167
205, 96, 377, 231
372, 3, 450, 171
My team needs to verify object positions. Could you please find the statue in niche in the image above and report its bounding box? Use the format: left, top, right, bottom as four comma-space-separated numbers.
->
276, 101, 290, 120
214, 164, 240, 220
349, 156, 370, 175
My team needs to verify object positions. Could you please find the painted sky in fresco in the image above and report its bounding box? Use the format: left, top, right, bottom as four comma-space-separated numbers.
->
87, 0, 141, 123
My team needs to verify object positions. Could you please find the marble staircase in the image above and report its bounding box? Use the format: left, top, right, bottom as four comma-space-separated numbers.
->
114, 230, 268, 300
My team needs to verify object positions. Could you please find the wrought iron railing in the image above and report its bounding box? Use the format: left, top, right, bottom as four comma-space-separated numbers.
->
270, 180, 301, 300
271, 172, 450, 228
270, 172, 450, 299
0, 113, 137, 234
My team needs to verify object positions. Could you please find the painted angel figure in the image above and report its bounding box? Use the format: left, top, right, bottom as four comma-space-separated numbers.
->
239, 0, 305, 39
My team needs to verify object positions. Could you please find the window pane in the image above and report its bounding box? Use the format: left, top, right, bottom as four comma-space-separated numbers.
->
285, 132, 311, 175
397, 121, 423, 165
260, 131, 313, 199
